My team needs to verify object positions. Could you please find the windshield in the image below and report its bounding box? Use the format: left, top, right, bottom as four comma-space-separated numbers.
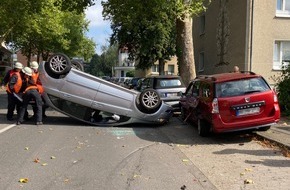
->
155, 78, 184, 88
216, 77, 270, 97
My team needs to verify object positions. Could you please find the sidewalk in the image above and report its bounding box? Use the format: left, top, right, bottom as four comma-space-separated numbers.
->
256, 117, 290, 150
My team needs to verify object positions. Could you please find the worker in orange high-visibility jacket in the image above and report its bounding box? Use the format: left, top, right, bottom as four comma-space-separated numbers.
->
30, 61, 47, 118
17, 67, 43, 125
4, 62, 24, 121
30, 61, 44, 94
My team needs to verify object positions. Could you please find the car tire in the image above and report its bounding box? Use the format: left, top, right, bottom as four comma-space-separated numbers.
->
47, 53, 71, 75
198, 119, 210, 137
258, 126, 271, 131
71, 60, 84, 71
138, 89, 161, 114
180, 106, 186, 121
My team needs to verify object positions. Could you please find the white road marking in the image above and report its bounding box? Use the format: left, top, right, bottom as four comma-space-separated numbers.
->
0, 124, 16, 134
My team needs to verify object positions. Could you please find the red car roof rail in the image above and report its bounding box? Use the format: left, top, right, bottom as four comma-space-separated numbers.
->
239, 71, 256, 75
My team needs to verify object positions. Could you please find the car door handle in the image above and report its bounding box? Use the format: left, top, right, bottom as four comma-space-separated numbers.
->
63, 93, 71, 98
92, 102, 103, 108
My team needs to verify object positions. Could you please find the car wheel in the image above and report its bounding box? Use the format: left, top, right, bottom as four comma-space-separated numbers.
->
198, 119, 210, 137
47, 53, 71, 75
71, 60, 84, 71
180, 106, 186, 121
139, 89, 161, 113
258, 126, 271, 131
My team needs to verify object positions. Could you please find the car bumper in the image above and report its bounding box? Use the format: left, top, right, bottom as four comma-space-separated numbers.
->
163, 101, 181, 111
212, 113, 280, 133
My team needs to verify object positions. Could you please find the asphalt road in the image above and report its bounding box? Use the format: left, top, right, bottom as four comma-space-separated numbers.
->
0, 90, 216, 190
0, 118, 216, 190
1, 90, 290, 190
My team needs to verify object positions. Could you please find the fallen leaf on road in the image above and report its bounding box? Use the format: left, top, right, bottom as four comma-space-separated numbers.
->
181, 185, 187, 190
133, 174, 141, 178
51, 156, 56, 159
245, 168, 253, 172
19, 178, 29, 183
64, 178, 70, 183
41, 163, 48, 166
33, 158, 40, 163
244, 179, 254, 184
24, 147, 29, 150
182, 159, 189, 162
240, 172, 245, 176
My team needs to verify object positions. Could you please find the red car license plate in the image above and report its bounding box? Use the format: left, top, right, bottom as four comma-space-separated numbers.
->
236, 107, 260, 116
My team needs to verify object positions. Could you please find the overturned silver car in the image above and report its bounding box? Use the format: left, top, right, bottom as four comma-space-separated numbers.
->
39, 53, 173, 126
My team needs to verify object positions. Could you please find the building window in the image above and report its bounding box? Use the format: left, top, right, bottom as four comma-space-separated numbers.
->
168, 65, 174, 75
199, 52, 205, 72
276, 0, 290, 17
199, 15, 205, 35
151, 64, 159, 72
273, 41, 290, 70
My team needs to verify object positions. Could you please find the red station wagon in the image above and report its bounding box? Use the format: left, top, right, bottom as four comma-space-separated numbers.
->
179, 71, 281, 136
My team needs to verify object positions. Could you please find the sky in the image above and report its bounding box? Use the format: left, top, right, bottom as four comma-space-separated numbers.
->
85, 1, 112, 55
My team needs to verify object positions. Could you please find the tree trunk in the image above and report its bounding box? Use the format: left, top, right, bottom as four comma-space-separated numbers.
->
158, 58, 165, 75
176, 15, 196, 86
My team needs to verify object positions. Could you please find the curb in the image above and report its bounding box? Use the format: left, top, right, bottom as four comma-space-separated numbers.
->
255, 126, 290, 150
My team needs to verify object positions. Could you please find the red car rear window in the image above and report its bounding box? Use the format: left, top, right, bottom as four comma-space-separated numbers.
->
216, 77, 270, 98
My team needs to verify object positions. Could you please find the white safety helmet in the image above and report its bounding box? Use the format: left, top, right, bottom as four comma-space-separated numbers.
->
30, 61, 39, 69
22, 67, 33, 76
14, 62, 23, 69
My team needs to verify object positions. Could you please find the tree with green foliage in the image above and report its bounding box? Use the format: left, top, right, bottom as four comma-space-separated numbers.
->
274, 64, 290, 115
102, 0, 210, 85
77, 37, 96, 62
175, 0, 210, 85
0, 0, 96, 63
89, 44, 118, 77
102, 0, 176, 75
126, 70, 135, 77
0, 0, 95, 41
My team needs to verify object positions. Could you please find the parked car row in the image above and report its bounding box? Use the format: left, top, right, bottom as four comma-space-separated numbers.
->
40, 53, 280, 137
105, 76, 143, 90
106, 76, 133, 87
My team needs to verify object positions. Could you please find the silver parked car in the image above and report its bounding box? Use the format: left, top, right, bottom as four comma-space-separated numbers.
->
140, 75, 186, 112
39, 53, 173, 126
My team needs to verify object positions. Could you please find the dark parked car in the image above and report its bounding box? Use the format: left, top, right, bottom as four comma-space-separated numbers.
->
179, 71, 281, 136
39, 53, 173, 126
135, 78, 144, 91
128, 77, 142, 89
140, 75, 186, 112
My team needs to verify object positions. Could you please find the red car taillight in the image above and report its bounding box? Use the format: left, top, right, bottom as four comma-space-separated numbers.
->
212, 98, 219, 113
273, 92, 278, 103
